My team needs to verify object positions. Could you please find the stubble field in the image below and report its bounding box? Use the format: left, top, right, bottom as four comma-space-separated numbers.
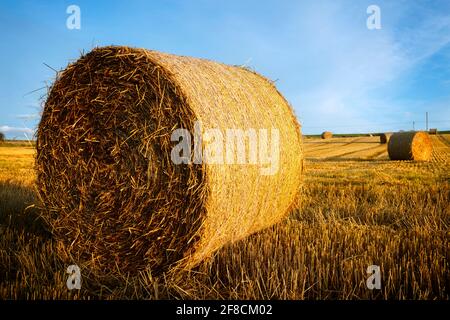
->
0, 135, 448, 299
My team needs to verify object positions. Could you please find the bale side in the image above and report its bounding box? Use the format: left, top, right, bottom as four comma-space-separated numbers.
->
387, 131, 432, 161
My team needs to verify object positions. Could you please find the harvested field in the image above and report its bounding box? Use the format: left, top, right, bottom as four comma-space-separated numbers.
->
0, 134, 448, 299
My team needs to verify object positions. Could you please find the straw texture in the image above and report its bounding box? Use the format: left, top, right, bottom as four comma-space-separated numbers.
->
387, 131, 432, 161
36, 46, 303, 274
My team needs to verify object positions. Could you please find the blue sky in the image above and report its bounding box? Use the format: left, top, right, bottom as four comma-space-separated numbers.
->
1, 0, 449, 138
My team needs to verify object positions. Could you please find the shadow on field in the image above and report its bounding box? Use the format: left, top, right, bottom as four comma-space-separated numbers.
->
306, 158, 389, 163
0, 181, 51, 238
304, 141, 380, 144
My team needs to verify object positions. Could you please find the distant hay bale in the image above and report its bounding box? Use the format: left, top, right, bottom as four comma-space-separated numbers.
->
429, 128, 437, 135
36, 46, 303, 275
387, 131, 432, 161
321, 131, 333, 139
379, 133, 392, 144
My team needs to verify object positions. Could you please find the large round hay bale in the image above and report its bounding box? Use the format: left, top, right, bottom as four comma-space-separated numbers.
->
36, 46, 303, 275
321, 131, 332, 139
387, 131, 432, 161
379, 133, 391, 144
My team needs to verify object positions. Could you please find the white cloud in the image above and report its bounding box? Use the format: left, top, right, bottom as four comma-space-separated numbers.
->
17, 113, 40, 120
289, 1, 450, 133
0, 125, 35, 134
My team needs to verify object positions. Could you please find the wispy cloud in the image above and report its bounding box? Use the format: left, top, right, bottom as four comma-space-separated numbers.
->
16, 113, 40, 121
0, 125, 35, 134
290, 1, 450, 133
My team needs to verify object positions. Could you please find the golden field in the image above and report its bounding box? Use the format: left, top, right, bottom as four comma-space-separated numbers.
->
0, 135, 448, 299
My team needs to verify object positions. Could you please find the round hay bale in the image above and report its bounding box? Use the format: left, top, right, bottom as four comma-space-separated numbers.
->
387, 131, 432, 161
321, 131, 332, 139
379, 133, 392, 144
429, 128, 437, 135
36, 46, 303, 275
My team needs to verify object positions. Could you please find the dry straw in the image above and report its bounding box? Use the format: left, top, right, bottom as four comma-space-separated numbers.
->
379, 133, 392, 144
36, 46, 303, 275
387, 131, 432, 161
321, 131, 332, 139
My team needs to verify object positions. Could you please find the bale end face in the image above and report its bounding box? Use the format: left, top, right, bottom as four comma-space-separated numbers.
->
321, 131, 332, 139
379, 133, 391, 144
387, 131, 432, 161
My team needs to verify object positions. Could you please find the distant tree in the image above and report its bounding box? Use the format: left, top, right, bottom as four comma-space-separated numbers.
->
0, 132, 4, 142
